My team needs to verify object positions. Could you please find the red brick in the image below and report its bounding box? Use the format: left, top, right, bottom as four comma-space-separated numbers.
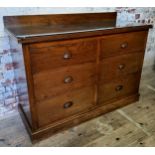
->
18, 77, 26, 83
5, 63, 14, 70
10, 48, 18, 53
3, 49, 9, 54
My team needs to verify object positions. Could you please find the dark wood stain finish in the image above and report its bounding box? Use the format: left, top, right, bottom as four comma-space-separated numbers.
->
4, 12, 152, 142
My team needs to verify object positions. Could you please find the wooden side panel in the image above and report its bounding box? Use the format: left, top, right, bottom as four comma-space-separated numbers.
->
9, 36, 32, 127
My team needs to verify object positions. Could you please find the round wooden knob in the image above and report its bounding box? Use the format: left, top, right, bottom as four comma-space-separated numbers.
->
118, 64, 125, 70
63, 51, 72, 59
121, 42, 128, 49
63, 101, 73, 109
115, 85, 123, 91
64, 76, 73, 83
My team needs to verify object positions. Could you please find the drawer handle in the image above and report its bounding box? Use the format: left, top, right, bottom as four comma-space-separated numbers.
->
115, 85, 123, 91
63, 51, 72, 59
64, 76, 73, 83
118, 64, 125, 70
63, 101, 73, 109
121, 42, 128, 49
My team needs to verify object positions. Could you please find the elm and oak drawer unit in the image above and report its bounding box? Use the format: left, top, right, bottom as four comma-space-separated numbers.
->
4, 12, 152, 141
29, 31, 146, 128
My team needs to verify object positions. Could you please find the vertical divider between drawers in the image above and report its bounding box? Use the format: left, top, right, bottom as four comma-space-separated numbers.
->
95, 38, 101, 105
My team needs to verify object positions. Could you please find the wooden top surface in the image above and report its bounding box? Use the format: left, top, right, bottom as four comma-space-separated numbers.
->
5, 24, 116, 38
3, 12, 152, 43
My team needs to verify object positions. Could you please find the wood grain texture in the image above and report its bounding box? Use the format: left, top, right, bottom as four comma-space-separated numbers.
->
3, 13, 151, 141
0, 67, 155, 146
22, 45, 39, 130
23, 94, 140, 141
3, 12, 152, 44
33, 62, 96, 101
3, 12, 116, 42
3, 12, 117, 28
99, 52, 144, 82
29, 38, 97, 74
37, 86, 96, 127
86, 123, 147, 147
100, 31, 148, 58
98, 73, 141, 103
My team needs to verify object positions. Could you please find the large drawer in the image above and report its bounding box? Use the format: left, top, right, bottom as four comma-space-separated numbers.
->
29, 38, 97, 74
100, 31, 147, 58
33, 62, 96, 101
98, 73, 141, 104
99, 52, 144, 82
37, 86, 96, 127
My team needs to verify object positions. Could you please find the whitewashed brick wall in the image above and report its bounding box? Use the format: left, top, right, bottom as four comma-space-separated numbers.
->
0, 7, 155, 119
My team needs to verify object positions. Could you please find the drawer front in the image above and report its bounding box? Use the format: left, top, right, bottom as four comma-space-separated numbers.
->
99, 52, 144, 82
33, 62, 96, 101
98, 73, 140, 103
29, 38, 97, 74
100, 31, 147, 58
37, 86, 96, 127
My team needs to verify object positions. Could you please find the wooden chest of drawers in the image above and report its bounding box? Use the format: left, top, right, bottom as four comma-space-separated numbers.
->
4, 12, 152, 141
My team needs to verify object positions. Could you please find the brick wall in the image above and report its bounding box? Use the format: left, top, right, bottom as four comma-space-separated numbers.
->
0, 7, 155, 119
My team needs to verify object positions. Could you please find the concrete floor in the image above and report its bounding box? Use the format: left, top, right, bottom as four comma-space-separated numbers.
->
0, 67, 155, 147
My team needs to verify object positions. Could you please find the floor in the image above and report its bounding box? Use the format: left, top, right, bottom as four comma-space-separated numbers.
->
0, 67, 155, 147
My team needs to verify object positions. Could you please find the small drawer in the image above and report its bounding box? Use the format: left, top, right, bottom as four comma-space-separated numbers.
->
100, 31, 147, 58
33, 62, 96, 101
98, 73, 140, 103
29, 38, 97, 74
37, 86, 96, 127
99, 52, 144, 82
